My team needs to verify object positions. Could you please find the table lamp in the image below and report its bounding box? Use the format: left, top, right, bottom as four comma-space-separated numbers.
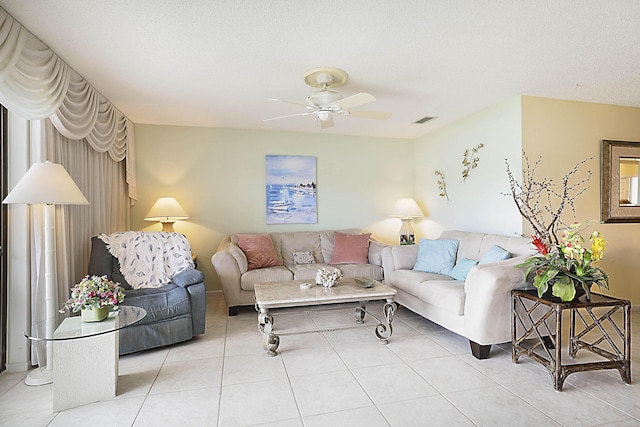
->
390, 198, 424, 245
144, 197, 188, 232
3, 161, 89, 385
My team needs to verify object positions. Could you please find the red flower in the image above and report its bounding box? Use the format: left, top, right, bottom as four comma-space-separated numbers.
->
532, 235, 549, 255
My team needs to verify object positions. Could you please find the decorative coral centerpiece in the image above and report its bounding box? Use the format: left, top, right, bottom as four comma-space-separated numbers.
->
315, 267, 342, 288
60, 275, 125, 321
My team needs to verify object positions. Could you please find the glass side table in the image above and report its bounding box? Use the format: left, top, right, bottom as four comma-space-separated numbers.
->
511, 289, 631, 391
25, 306, 146, 412
26, 305, 146, 341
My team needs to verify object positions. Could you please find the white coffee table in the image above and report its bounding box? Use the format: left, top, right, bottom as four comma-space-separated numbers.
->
254, 277, 397, 356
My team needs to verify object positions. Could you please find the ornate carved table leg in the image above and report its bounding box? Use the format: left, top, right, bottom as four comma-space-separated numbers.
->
258, 309, 279, 356
354, 302, 366, 324
375, 298, 396, 344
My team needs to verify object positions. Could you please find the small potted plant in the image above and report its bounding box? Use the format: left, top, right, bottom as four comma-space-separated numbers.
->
518, 222, 609, 301
60, 275, 125, 322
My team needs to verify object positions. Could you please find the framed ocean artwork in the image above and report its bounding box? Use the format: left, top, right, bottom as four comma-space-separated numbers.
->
266, 155, 317, 224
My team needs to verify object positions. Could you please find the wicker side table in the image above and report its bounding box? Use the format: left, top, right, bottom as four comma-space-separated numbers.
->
511, 289, 631, 391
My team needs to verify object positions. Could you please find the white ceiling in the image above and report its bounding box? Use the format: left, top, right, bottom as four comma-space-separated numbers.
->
2, 1, 640, 140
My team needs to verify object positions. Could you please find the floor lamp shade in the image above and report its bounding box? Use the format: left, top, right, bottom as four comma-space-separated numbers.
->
3, 161, 89, 205
3, 161, 89, 386
144, 197, 189, 232
390, 198, 424, 245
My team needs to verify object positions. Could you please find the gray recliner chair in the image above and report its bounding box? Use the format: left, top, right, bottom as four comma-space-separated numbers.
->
87, 236, 207, 355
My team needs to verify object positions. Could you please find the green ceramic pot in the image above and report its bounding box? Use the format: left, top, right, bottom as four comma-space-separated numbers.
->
81, 306, 109, 322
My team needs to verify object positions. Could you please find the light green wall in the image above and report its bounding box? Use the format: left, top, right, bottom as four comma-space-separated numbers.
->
132, 98, 640, 305
413, 96, 524, 238
132, 126, 415, 291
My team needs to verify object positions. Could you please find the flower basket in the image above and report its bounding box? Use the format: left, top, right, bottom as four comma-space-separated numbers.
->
60, 275, 125, 321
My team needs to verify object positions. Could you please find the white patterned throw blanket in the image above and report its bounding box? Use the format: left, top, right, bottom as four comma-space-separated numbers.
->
98, 231, 195, 289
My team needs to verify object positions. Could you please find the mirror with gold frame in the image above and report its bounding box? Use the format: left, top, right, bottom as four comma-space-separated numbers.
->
601, 140, 640, 223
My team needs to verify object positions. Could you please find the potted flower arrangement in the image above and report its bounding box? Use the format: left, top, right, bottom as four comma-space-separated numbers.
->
517, 222, 608, 301
505, 153, 609, 302
60, 275, 125, 322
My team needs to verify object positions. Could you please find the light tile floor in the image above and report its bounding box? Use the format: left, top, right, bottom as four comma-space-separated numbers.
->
1, 292, 640, 426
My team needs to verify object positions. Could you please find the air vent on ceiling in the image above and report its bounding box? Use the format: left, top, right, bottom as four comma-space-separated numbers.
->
413, 116, 436, 124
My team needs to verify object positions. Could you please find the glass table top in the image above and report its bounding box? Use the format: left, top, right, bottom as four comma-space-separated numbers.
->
25, 306, 147, 341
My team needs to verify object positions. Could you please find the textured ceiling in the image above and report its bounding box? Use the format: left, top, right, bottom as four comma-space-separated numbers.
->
2, 1, 640, 139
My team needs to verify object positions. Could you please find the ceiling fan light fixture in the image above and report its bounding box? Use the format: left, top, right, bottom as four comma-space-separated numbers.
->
317, 110, 331, 121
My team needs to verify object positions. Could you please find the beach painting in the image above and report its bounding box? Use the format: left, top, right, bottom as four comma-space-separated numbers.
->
266, 155, 317, 224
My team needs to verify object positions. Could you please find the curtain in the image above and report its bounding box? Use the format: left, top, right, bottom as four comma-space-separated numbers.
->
28, 119, 131, 367
0, 8, 137, 204
0, 7, 137, 369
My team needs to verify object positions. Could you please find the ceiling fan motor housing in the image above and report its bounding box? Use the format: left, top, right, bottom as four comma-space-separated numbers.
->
307, 90, 343, 108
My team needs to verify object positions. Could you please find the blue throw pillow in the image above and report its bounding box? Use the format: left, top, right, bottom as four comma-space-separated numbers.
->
449, 258, 478, 281
413, 239, 459, 274
479, 244, 510, 264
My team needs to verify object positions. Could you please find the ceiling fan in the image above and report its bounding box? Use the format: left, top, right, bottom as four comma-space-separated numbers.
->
264, 67, 392, 129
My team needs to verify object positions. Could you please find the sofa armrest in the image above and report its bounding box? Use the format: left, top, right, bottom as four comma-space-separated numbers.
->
211, 237, 248, 308
462, 255, 529, 345
368, 241, 387, 266
172, 268, 205, 288
381, 245, 419, 275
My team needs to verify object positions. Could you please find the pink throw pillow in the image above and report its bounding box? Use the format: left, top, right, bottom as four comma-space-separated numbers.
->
331, 232, 371, 264
236, 234, 281, 270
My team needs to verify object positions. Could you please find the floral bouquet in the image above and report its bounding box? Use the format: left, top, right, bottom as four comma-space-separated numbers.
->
59, 275, 125, 313
315, 267, 342, 288
518, 222, 609, 301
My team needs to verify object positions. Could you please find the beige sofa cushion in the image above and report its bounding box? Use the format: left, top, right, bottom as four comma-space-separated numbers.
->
336, 263, 384, 281
417, 280, 466, 316
240, 266, 293, 291
276, 231, 324, 265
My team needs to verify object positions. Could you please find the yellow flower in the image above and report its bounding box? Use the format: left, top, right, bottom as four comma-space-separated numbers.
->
590, 232, 606, 261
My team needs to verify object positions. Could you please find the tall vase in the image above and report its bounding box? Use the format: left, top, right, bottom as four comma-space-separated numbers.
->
81, 306, 109, 322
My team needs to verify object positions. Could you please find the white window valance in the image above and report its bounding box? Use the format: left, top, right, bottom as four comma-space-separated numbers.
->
0, 8, 137, 203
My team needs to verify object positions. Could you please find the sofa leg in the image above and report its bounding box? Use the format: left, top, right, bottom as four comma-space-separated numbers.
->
469, 340, 491, 359
228, 306, 239, 316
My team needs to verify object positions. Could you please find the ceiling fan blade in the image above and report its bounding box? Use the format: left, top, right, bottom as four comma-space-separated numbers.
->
319, 115, 334, 129
333, 92, 376, 109
267, 98, 312, 109
263, 112, 313, 122
347, 109, 392, 120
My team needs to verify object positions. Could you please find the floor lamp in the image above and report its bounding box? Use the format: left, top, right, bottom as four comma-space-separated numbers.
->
3, 161, 89, 385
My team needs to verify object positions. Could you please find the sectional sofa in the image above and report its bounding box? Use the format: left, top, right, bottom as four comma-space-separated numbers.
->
381, 230, 536, 359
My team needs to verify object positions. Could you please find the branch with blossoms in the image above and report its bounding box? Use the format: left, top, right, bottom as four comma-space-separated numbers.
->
504, 151, 592, 248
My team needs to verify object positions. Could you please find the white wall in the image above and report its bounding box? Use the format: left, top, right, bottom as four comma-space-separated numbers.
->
131, 126, 416, 291
6, 112, 31, 372
413, 96, 523, 239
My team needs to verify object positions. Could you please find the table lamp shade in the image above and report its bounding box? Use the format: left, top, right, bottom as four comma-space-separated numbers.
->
390, 198, 424, 218
390, 198, 423, 245
2, 161, 89, 205
144, 197, 189, 222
